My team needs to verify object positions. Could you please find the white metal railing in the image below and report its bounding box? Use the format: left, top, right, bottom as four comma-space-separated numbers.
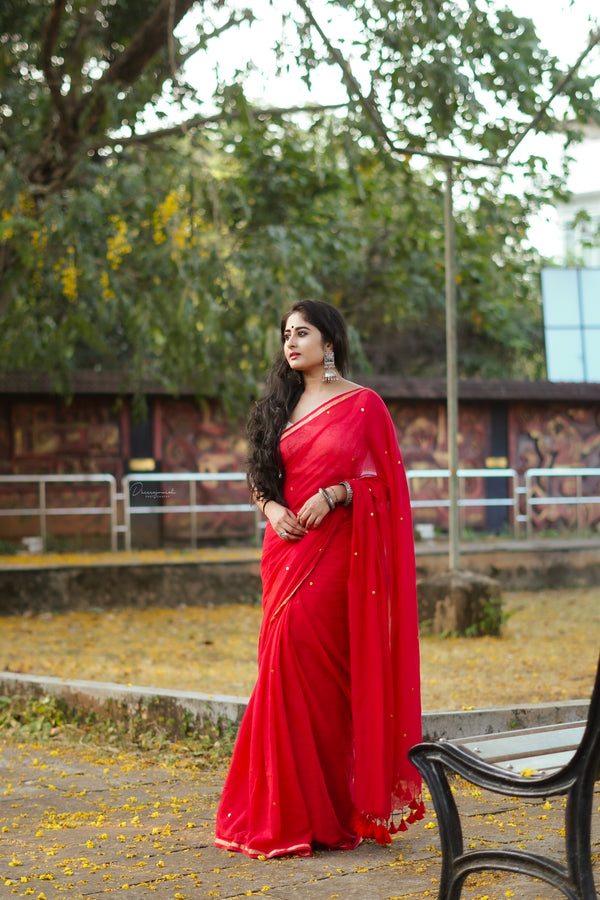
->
0, 474, 118, 551
406, 468, 521, 536
524, 467, 600, 540
0, 467, 599, 552
121, 472, 262, 551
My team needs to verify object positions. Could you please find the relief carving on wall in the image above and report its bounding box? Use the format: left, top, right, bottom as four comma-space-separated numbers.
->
512, 404, 600, 533
160, 399, 249, 540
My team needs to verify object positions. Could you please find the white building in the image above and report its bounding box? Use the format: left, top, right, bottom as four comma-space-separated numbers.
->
556, 189, 600, 267
535, 124, 600, 265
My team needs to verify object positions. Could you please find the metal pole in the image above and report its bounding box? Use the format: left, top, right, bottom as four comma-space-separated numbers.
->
123, 475, 132, 551
39, 480, 47, 552
445, 162, 460, 570
109, 477, 117, 552
190, 479, 197, 549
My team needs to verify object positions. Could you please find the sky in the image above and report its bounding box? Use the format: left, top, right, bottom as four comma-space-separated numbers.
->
513, 0, 600, 254
178, 0, 600, 255
515, 0, 600, 192
181, 0, 600, 135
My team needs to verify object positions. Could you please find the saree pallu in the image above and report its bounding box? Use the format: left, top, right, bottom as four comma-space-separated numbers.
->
214, 387, 423, 858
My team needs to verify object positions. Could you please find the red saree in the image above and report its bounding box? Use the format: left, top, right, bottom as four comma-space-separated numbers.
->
214, 387, 423, 858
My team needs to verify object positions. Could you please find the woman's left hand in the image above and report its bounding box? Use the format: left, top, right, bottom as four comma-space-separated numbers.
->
297, 492, 332, 530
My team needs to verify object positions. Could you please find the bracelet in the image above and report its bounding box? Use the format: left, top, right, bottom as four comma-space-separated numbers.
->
319, 487, 336, 511
340, 480, 353, 506
262, 499, 274, 515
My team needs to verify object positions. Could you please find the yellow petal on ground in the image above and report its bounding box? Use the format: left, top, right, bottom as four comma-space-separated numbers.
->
0, 587, 598, 710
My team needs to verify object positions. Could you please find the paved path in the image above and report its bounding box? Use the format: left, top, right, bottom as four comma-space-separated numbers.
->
1, 738, 598, 900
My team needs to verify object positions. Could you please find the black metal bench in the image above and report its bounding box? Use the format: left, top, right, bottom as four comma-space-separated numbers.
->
409, 651, 600, 900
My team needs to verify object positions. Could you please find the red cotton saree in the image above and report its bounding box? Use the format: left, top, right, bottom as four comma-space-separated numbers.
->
214, 387, 423, 858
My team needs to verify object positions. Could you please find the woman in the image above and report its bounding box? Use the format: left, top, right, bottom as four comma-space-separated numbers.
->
214, 299, 423, 858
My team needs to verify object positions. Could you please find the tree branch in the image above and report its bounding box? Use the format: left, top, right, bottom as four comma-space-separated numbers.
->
100, 0, 198, 87
178, 10, 254, 67
294, 0, 394, 150
71, 0, 199, 137
87, 102, 350, 151
39, 0, 69, 119
64, 3, 102, 96
503, 26, 600, 163
295, 0, 503, 169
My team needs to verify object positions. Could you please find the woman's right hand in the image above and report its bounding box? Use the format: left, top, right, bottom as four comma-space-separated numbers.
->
265, 501, 307, 543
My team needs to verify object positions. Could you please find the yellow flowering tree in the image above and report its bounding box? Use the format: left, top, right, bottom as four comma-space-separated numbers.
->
1, 0, 599, 404
0, 114, 551, 393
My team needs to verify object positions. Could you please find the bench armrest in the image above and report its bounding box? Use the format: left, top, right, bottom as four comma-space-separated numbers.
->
409, 740, 578, 798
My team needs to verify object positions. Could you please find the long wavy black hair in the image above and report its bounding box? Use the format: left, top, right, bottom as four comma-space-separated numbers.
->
247, 299, 351, 505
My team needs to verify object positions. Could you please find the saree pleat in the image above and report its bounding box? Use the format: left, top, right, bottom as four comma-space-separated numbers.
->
215, 388, 422, 857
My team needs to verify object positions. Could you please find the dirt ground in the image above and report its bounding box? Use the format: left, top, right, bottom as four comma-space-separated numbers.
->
1, 586, 599, 711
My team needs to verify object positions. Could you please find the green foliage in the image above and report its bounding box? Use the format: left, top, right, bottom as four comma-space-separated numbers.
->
463, 596, 506, 638
320, 0, 600, 154
0, 694, 69, 738
0, 112, 549, 396
1, 0, 599, 406
0, 693, 236, 765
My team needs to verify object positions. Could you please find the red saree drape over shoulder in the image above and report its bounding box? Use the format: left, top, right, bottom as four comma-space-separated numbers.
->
214, 387, 423, 858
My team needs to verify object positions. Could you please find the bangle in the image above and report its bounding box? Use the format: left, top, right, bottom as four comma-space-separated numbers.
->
340, 480, 353, 506
319, 487, 336, 511
262, 499, 274, 515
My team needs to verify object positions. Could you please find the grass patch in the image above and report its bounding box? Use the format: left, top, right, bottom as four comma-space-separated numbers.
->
0, 693, 236, 768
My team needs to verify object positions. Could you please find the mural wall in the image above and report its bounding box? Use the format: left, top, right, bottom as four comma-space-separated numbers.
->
0, 397, 124, 544
510, 403, 600, 533
0, 391, 599, 548
389, 400, 494, 531
157, 399, 249, 543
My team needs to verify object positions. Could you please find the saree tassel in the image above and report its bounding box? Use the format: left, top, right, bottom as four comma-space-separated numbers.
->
374, 824, 392, 845
407, 797, 427, 820
351, 801, 423, 842
351, 811, 389, 842
350, 811, 372, 838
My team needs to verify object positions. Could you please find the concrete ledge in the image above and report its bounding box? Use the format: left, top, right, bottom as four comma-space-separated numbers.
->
1, 539, 600, 615
0, 671, 589, 742
0, 560, 262, 615
421, 699, 589, 740
0, 671, 249, 735
414, 537, 600, 591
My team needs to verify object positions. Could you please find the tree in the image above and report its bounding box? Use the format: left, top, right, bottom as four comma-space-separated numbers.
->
294, 0, 600, 160
0, 0, 233, 197
213, 113, 547, 378
1, 0, 599, 404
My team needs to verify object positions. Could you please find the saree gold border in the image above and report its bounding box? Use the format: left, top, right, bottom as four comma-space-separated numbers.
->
269, 561, 321, 624
215, 836, 312, 858
281, 386, 365, 440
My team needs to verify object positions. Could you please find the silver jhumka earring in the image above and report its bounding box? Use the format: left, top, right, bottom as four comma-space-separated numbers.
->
322, 349, 339, 383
